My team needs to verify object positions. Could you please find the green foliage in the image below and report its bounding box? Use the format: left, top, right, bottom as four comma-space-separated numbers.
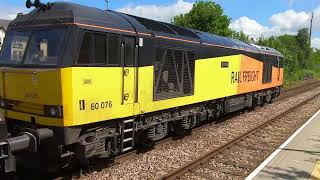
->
296, 28, 311, 67
310, 49, 320, 69
258, 29, 320, 87
172, 0, 318, 87
230, 31, 250, 43
173, 0, 251, 42
173, 1, 233, 37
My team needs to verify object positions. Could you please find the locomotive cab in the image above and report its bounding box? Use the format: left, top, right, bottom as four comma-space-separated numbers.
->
0, 2, 141, 172
0, 26, 77, 172
0, 28, 68, 125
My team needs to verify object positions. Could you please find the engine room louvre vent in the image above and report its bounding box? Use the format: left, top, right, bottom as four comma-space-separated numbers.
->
154, 47, 195, 100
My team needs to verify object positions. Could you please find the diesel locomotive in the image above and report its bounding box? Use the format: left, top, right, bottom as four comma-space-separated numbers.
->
0, 1, 283, 172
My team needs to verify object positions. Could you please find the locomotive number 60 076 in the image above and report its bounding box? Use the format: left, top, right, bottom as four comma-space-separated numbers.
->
91, 101, 112, 110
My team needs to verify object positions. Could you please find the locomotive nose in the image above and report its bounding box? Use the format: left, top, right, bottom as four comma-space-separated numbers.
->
0, 68, 64, 124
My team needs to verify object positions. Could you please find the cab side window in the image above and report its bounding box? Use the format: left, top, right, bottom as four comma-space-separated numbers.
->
77, 32, 92, 64
125, 37, 135, 66
262, 55, 273, 83
107, 34, 121, 65
76, 32, 121, 66
93, 33, 106, 64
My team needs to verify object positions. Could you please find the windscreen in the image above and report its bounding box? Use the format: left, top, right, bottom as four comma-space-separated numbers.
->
0, 28, 66, 65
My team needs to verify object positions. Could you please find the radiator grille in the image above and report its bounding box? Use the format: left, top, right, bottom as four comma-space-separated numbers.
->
154, 47, 195, 100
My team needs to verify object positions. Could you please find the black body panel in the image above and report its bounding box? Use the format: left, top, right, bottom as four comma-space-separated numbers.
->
1, 2, 283, 70
4, 2, 283, 69
0, 121, 7, 142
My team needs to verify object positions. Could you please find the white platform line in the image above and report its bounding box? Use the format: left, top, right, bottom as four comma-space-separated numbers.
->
245, 109, 320, 180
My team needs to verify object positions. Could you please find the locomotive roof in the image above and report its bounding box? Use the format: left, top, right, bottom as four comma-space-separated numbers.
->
9, 2, 282, 57
10, 2, 136, 34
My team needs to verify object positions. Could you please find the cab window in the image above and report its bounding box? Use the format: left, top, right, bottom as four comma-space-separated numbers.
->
124, 37, 135, 66
77, 33, 93, 64
76, 32, 121, 66
94, 33, 106, 64
24, 29, 65, 65
107, 34, 120, 65
0, 29, 65, 65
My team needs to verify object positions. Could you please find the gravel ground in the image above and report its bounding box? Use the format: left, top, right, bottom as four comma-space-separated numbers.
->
81, 87, 320, 180
182, 90, 320, 180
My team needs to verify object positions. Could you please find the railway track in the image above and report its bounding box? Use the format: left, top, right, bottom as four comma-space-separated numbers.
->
66, 80, 320, 179
277, 80, 320, 101
161, 90, 320, 180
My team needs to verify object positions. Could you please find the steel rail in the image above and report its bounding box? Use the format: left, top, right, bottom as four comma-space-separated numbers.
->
277, 80, 320, 101
282, 80, 319, 93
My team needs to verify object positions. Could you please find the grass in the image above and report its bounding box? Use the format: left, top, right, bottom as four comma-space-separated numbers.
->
283, 68, 320, 87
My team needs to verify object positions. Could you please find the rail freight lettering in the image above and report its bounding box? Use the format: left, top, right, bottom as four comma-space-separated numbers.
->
231, 71, 259, 84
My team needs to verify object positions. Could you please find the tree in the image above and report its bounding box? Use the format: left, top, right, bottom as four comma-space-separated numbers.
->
310, 49, 320, 68
257, 30, 319, 85
296, 28, 311, 67
173, 1, 233, 37
230, 31, 250, 43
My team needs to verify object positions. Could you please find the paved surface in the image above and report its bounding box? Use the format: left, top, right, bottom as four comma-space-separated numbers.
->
247, 110, 320, 180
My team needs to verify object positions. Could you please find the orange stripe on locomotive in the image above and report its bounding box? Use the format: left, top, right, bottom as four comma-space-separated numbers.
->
237, 55, 283, 94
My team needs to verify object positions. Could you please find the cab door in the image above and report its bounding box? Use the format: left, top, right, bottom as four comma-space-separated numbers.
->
277, 57, 281, 81
121, 36, 137, 105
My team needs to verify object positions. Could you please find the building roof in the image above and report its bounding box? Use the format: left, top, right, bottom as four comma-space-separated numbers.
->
0, 19, 11, 30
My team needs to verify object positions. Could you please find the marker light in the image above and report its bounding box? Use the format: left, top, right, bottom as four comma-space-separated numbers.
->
44, 106, 63, 118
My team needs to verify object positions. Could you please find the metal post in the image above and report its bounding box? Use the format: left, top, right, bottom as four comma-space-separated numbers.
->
105, 0, 109, 10
310, 12, 314, 48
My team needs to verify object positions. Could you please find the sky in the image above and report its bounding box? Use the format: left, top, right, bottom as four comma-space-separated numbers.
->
0, 0, 319, 48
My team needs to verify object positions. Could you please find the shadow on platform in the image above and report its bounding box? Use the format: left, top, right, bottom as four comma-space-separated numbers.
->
259, 166, 316, 180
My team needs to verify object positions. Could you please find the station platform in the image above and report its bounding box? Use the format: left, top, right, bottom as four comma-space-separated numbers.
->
246, 110, 320, 180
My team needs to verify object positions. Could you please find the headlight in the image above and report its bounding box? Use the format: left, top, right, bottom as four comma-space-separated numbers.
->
0, 99, 13, 109
50, 107, 57, 116
0, 99, 5, 108
44, 106, 63, 118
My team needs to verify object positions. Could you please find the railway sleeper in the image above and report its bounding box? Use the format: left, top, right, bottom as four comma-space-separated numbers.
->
237, 143, 270, 152
223, 148, 262, 163
190, 169, 223, 180
254, 135, 282, 144
205, 164, 244, 176
231, 145, 262, 157
216, 158, 256, 170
